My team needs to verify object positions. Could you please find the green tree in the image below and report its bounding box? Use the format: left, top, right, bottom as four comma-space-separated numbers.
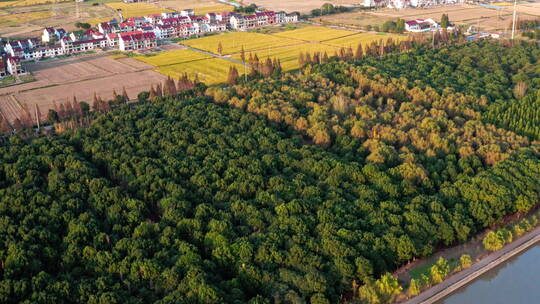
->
459, 254, 472, 270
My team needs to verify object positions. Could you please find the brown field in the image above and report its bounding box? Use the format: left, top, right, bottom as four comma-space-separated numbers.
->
317, 4, 539, 31
244, 0, 358, 14
313, 11, 392, 28
156, 0, 223, 10
0, 1, 117, 38
0, 54, 166, 123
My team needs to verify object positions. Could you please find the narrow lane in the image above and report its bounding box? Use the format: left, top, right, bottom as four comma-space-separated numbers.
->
180, 45, 250, 66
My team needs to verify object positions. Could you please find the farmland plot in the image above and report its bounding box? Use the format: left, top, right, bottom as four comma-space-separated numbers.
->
134, 49, 211, 66
106, 2, 172, 18
0, 0, 71, 8
233, 43, 339, 71
181, 32, 301, 55
323, 32, 408, 48
156, 58, 244, 85
194, 5, 233, 15
272, 26, 356, 42
0, 10, 52, 26
0, 54, 166, 123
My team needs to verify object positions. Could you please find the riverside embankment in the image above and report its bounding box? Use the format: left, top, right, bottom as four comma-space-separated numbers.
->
404, 225, 540, 304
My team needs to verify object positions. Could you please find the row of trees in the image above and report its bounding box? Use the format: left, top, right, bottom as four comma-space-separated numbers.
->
311, 3, 351, 17
483, 213, 539, 251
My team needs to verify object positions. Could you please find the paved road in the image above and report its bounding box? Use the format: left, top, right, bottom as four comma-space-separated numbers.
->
404, 225, 540, 304
181, 45, 250, 66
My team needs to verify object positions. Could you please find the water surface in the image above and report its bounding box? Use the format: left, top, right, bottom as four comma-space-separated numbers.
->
437, 243, 540, 304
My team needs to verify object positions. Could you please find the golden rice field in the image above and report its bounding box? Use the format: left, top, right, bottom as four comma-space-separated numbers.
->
106, 2, 172, 19
155, 58, 244, 85
272, 26, 356, 42
490, 2, 513, 6
232, 43, 340, 72
181, 32, 301, 55
134, 49, 211, 66
323, 32, 409, 48
0, 0, 69, 8
194, 4, 233, 15
0, 10, 52, 26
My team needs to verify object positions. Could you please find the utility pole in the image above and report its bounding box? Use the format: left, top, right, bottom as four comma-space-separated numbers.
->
34, 104, 40, 130
75, 0, 80, 19
511, 0, 518, 40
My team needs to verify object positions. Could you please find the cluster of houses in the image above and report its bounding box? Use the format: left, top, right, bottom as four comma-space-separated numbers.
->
0, 9, 298, 78
363, 0, 464, 9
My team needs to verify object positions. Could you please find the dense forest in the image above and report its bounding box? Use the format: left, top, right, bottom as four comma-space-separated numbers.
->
1, 40, 540, 303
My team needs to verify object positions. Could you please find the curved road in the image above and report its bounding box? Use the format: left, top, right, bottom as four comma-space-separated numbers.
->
404, 225, 540, 304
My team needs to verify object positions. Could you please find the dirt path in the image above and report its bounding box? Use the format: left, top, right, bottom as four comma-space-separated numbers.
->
403, 225, 540, 304
181, 45, 250, 66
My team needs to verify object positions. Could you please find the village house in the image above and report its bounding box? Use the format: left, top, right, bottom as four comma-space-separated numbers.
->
276, 11, 286, 24
5, 55, 24, 75
0, 57, 5, 78
405, 18, 439, 32
180, 9, 194, 17
285, 13, 298, 23
98, 22, 112, 34
106, 33, 120, 47
119, 22, 137, 32
145, 14, 163, 24
154, 24, 177, 39
118, 31, 157, 51
215, 11, 233, 24
41, 28, 66, 43
7, 7, 300, 59
125, 17, 147, 26
22, 45, 65, 60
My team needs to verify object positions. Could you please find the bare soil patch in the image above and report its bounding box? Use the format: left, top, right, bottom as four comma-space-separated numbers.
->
0, 1, 115, 38
0, 54, 165, 122
319, 4, 537, 31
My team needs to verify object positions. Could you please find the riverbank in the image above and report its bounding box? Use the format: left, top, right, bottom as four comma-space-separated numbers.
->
403, 225, 540, 304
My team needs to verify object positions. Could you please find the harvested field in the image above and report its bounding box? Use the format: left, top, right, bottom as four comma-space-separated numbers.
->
0, 10, 52, 26
313, 11, 393, 28
0, 1, 116, 38
0, 54, 166, 123
272, 25, 356, 42
180, 32, 301, 55
244, 0, 358, 14
106, 2, 172, 18
323, 32, 408, 48
156, 0, 224, 10
194, 4, 233, 15
316, 4, 537, 31
515, 1, 540, 16
232, 43, 340, 71
0, 0, 71, 8
134, 49, 211, 66
156, 58, 244, 85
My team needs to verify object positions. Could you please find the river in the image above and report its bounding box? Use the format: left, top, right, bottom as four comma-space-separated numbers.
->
436, 243, 540, 304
